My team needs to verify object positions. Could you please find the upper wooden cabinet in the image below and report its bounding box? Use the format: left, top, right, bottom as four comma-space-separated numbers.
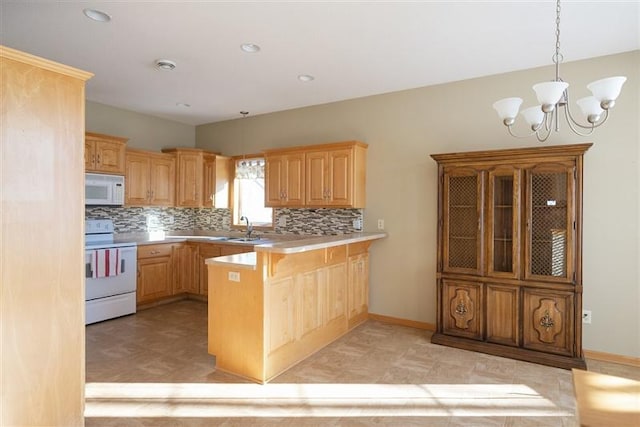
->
125, 149, 175, 207
264, 141, 367, 208
203, 153, 231, 208
162, 148, 230, 208
265, 152, 305, 207
431, 143, 591, 370
85, 132, 127, 175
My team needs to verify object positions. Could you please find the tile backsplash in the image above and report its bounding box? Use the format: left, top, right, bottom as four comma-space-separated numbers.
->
85, 206, 363, 235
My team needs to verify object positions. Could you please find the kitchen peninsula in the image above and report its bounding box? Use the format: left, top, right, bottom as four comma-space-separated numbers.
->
205, 232, 386, 383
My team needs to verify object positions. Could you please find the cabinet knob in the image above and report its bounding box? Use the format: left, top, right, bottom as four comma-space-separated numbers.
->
96, 154, 101, 164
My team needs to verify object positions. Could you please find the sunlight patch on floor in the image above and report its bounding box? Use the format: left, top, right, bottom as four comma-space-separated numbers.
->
85, 382, 572, 418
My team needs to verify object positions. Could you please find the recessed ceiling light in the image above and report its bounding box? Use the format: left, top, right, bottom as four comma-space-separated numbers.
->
298, 74, 315, 82
240, 43, 261, 53
155, 59, 177, 71
83, 8, 111, 23
176, 103, 191, 108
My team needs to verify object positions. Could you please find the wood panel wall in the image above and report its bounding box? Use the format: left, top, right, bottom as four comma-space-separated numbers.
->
1, 46, 92, 426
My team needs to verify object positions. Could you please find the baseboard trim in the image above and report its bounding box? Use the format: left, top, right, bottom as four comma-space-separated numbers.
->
368, 313, 435, 331
584, 349, 640, 368
369, 313, 639, 368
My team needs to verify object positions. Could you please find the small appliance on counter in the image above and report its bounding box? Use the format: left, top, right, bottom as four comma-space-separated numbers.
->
85, 219, 137, 324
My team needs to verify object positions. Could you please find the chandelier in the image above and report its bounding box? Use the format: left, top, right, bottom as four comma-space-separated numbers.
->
492, 0, 626, 142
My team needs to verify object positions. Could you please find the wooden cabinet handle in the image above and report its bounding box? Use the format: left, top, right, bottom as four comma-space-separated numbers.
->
96, 154, 101, 164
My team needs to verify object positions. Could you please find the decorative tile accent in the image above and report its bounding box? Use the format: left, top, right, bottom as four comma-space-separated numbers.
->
85, 206, 363, 235
274, 208, 363, 235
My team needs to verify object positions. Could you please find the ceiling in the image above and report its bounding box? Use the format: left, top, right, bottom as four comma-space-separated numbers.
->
2, 1, 638, 126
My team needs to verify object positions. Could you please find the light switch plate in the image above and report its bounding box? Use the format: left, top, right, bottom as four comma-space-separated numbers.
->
228, 271, 240, 282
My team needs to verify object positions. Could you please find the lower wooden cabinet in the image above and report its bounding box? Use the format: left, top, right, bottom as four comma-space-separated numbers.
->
523, 288, 574, 356
486, 283, 520, 347
347, 252, 369, 328
137, 244, 173, 304
173, 243, 199, 294
442, 279, 483, 341
434, 279, 581, 367
198, 245, 222, 296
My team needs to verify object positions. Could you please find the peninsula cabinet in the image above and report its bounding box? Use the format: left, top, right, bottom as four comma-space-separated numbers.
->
264, 141, 367, 208
431, 143, 591, 370
125, 149, 175, 206
85, 131, 127, 174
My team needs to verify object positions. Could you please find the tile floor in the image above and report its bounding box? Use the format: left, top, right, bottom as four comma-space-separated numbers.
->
85, 300, 639, 426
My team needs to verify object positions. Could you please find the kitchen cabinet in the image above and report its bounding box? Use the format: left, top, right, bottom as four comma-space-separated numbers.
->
85, 132, 127, 175
173, 243, 199, 294
125, 149, 175, 206
265, 152, 305, 207
264, 141, 367, 208
137, 244, 174, 304
431, 143, 591, 369
347, 242, 370, 329
162, 148, 230, 208
203, 153, 231, 208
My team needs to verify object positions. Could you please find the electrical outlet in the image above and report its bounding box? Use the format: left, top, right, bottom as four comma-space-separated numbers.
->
278, 216, 287, 227
353, 219, 362, 230
228, 271, 240, 282
167, 215, 174, 224
377, 219, 385, 230
582, 310, 592, 324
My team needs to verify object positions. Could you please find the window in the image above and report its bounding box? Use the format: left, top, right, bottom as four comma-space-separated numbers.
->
232, 157, 273, 227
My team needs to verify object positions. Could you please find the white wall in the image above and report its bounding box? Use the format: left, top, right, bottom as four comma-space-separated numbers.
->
196, 51, 640, 358
86, 101, 195, 151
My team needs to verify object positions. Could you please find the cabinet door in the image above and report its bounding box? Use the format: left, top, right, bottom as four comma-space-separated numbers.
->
525, 164, 575, 283
176, 153, 203, 207
202, 154, 215, 207
324, 263, 347, 327
268, 277, 296, 353
486, 284, 520, 347
125, 152, 151, 206
442, 279, 482, 340
198, 244, 222, 295
347, 253, 369, 327
442, 168, 483, 275
297, 270, 323, 340
327, 148, 353, 206
85, 140, 96, 170
94, 140, 126, 174
305, 151, 328, 206
137, 256, 172, 303
487, 167, 521, 278
173, 243, 199, 294
265, 156, 286, 206
523, 288, 574, 356
285, 153, 305, 206
150, 156, 175, 206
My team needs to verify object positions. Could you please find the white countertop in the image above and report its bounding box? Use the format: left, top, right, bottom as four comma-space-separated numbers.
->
205, 232, 387, 269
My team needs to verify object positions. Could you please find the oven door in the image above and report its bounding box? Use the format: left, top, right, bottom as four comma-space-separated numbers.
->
85, 245, 137, 301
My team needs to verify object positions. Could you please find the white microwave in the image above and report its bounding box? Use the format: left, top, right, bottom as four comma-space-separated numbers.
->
85, 173, 125, 206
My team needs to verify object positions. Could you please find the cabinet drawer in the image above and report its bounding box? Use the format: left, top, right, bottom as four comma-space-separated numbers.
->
138, 243, 173, 259
326, 245, 347, 265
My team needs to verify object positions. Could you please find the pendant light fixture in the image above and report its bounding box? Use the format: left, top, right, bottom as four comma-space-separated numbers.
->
493, 0, 626, 142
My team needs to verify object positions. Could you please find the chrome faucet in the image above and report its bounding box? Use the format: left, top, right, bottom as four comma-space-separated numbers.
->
240, 216, 253, 239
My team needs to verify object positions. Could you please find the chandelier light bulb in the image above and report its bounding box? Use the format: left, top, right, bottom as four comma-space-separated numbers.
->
492, 97, 523, 126
587, 76, 627, 109
520, 106, 545, 130
576, 97, 603, 124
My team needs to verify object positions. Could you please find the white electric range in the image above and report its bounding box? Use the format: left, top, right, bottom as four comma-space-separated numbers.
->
85, 219, 137, 325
